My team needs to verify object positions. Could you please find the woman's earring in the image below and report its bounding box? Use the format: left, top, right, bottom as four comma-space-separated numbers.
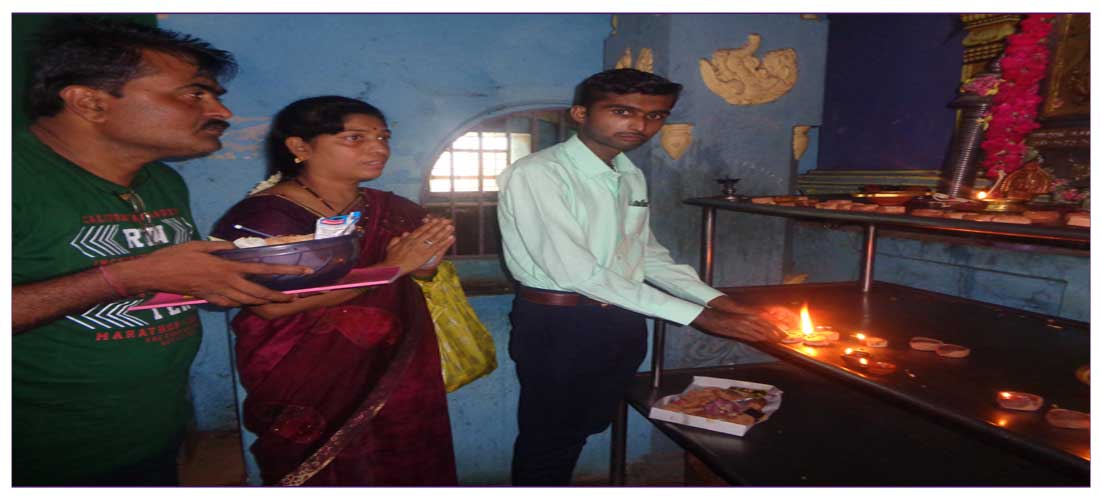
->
293, 157, 303, 164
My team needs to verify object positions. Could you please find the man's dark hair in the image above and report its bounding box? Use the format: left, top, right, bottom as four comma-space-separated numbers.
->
266, 96, 388, 178
26, 16, 238, 120
572, 68, 683, 107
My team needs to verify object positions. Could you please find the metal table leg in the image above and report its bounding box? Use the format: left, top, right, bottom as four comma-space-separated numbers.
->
701, 207, 716, 285
651, 319, 666, 388
860, 223, 878, 293
610, 399, 627, 485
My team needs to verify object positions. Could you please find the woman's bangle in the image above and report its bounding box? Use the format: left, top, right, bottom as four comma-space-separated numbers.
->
98, 266, 129, 298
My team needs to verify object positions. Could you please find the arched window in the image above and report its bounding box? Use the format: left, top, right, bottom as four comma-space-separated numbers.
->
423, 108, 576, 258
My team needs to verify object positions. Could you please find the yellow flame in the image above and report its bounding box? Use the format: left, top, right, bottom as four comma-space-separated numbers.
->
844, 348, 853, 355
859, 358, 869, 366
800, 303, 814, 334
855, 333, 866, 341
804, 347, 817, 357
977, 191, 988, 200
996, 419, 1008, 427
1000, 391, 1013, 399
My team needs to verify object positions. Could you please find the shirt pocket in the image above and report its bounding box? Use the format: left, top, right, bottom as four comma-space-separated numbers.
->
623, 206, 649, 237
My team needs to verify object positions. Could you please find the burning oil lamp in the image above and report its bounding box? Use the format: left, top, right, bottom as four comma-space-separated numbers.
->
787, 303, 814, 337
853, 331, 887, 347
841, 348, 871, 370
865, 336, 888, 348
844, 347, 871, 358
848, 356, 897, 376
864, 359, 897, 376
787, 303, 831, 346
995, 391, 1044, 411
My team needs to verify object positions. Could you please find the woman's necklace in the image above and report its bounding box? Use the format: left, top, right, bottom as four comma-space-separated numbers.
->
293, 177, 362, 215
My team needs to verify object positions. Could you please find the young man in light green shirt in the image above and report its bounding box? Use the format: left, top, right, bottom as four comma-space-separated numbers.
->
497, 69, 797, 485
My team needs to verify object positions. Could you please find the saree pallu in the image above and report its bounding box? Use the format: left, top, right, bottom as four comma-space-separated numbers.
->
214, 188, 457, 486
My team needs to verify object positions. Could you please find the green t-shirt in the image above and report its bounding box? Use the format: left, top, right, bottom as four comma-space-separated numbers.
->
12, 130, 204, 485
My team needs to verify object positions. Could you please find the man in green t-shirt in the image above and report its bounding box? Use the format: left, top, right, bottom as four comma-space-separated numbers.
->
12, 17, 313, 486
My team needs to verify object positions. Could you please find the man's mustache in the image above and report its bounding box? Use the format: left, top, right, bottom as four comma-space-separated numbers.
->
202, 120, 231, 132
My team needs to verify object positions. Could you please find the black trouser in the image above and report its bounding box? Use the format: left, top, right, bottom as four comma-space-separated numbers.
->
509, 297, 647, 486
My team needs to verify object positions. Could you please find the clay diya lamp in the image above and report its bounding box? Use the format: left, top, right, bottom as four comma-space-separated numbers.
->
909, 336, 943, 351
802, 334, 831, 347
1046, 408, 1090, 429
935, 344, 971, 358
995, 391, 1044, 411
814, 325, 840, 342
854, 332, 888, 348
841, 348, 872, 369
863, 358, 898, 376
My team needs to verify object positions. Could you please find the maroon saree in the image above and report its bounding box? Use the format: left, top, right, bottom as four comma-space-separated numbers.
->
212, 188, 457, 486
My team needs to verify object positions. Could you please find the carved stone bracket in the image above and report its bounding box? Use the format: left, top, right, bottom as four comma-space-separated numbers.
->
1028, 127, 1090, 149
699, 34, 798, 105
959, 14, 1023, 81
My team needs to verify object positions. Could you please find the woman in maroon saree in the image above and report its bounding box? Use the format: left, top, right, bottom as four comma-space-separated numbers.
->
212, 96, 458, 485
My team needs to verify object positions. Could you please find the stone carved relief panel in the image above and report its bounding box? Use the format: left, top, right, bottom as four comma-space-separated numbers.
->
1040, 13, 1089, 120
659, 123, 693, 160
792, 125, 812, 160
614, 47, 655, 73
615, 47, 633, 69
635, 48, 654, 73
699, 34, 798, 105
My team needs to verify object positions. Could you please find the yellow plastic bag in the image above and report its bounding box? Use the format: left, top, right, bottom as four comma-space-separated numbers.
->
415, 261, 497, 392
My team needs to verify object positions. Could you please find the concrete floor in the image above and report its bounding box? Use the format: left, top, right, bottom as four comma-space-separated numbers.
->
178, 431, 247, 486
177, 431, 703, 486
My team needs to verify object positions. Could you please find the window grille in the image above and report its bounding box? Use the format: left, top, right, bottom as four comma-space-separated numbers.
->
423, 108, 575, 257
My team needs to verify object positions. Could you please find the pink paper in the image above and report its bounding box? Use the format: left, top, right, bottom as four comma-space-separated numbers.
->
127, 266, 401, 311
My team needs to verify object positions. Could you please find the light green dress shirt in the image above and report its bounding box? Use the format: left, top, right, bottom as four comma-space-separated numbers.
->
497, 135, 723, 326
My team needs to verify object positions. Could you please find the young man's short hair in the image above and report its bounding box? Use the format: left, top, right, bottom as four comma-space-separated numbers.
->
572, 68, 683, 107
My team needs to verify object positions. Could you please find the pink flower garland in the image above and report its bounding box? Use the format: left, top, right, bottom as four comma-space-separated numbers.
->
980, 14, 1055, 179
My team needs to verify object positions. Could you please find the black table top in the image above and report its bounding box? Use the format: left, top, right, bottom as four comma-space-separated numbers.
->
713, 281, 1090, 474
684, 196, 1090, 246
627, 363, 1088, 486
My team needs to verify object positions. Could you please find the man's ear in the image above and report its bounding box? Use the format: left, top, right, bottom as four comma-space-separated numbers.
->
285, 137, 311, 161
569, 105, 588, 125
58, 85, 110, 123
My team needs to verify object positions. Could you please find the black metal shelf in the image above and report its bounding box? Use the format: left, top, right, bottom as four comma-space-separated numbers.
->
684, 196, 1090, 246
607, 195, 1091, 486
718, 281, 1090, 475
627, 363, 1086, 486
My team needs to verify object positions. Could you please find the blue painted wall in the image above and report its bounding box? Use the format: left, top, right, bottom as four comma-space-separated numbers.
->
608, 14, 830, 370
157, 13, 611, 484
789, 225, 1090, 322
818, 14, 964, 171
